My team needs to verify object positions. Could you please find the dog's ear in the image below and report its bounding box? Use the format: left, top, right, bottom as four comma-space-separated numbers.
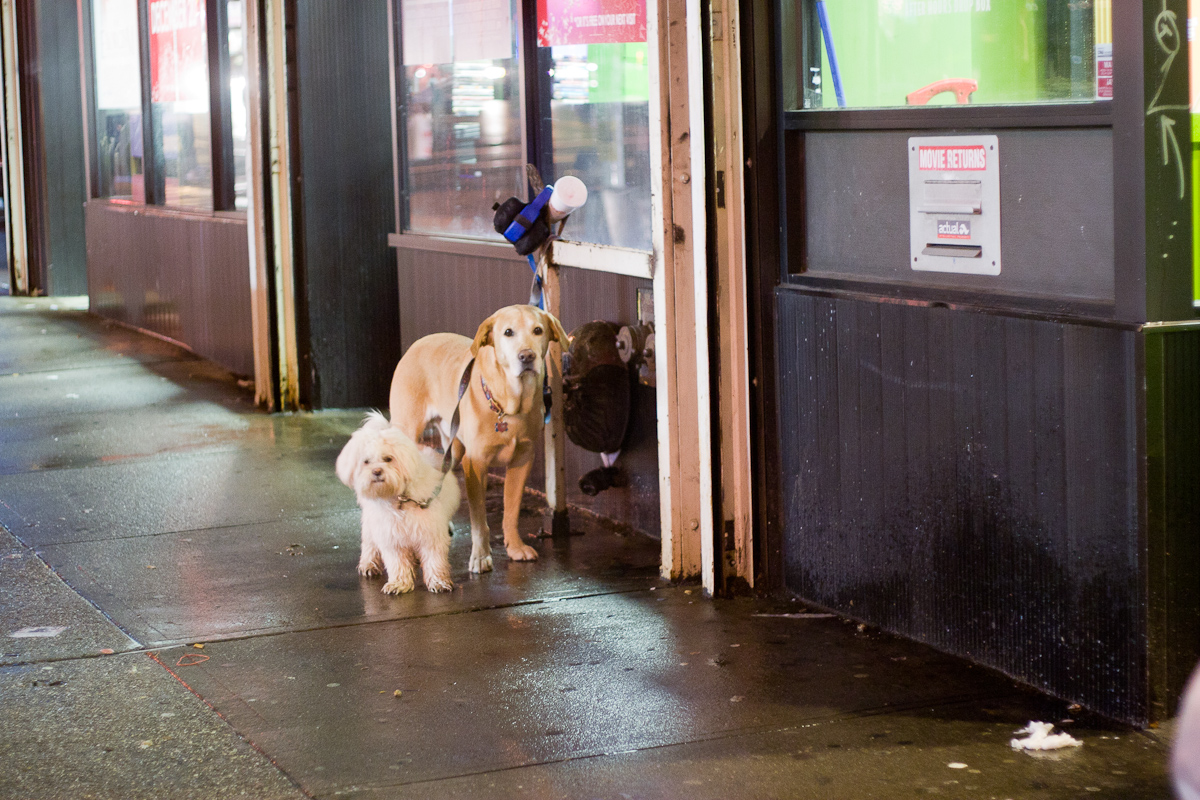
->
471, 312, 497, 355
390, 432, 441, 501
335, 431, 365, 488
362, 410, 390, 431
540, 309, 570, 350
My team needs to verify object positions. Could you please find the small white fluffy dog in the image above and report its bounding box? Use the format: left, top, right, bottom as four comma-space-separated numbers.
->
336, 412, 460, 594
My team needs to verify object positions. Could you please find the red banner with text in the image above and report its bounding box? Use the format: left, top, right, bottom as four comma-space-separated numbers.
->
538, 0, 646, 46
149, 0, 208, 104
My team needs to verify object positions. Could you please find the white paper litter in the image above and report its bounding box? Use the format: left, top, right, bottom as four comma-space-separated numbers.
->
1010, 721, 1083, 751
9, 625, 67, 639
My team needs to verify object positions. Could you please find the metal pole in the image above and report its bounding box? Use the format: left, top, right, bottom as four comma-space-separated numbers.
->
541, 251, 570, 536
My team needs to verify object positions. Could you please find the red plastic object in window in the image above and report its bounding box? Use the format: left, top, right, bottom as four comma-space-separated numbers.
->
906, 79, 978, 106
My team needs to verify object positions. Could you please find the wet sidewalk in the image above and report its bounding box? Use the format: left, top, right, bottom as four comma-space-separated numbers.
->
0, 296, 1176, 799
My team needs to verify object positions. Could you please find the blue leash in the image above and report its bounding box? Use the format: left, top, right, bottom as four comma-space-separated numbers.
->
526, 253, 552, 423
816, 1, 845, 108
528, 255, 544, 310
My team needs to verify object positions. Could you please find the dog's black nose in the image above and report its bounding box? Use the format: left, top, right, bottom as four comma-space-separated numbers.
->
518, 349, 536, 366
372, 468, 383, 477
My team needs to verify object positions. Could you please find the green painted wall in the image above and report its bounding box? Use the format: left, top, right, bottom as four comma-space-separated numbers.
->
817, 2, 1052, 107
587, 43, 649, 104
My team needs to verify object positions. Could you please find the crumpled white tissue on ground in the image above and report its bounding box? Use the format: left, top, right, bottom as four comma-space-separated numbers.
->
1010, 721, 1083, 751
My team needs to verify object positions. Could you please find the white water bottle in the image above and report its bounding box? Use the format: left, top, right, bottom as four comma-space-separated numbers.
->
547, 175, 588, 220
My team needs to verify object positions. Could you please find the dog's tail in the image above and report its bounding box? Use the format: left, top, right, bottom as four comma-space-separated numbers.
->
362, 410, 390, 431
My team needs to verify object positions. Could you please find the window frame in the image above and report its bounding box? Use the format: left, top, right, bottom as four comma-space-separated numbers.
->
782, 1, 1116, 120
82, 0, 242, 214
387, 0, 655, 275
775, 0, 1122, 318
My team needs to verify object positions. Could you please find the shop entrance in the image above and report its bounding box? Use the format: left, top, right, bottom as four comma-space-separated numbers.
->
387, 0, 662, 537
748, 0, 1200, 724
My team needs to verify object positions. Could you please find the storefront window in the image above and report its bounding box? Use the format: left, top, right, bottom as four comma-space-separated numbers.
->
398, 0, 652, 251
537, 0, 650, 250
544, 42, 651, 251
228, 0, 248, 210
787, 0, 1114, 110
149, 0, 212, 209
93, 0, 145, 202
400, 0, 524, 236
89, 0, 245, 212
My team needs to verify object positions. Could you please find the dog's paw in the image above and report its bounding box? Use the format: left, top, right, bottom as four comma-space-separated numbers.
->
469, 553, 494, 574
425, 575, 454, 593
507, 542, 539, 562
357, 561, 383, 577
381, 577, 415, 594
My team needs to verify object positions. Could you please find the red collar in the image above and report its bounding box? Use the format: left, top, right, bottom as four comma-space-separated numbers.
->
480, 375, 509, 433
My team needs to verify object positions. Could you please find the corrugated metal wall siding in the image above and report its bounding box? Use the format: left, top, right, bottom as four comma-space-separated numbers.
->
776, 289, 1146, 722
1146, 328, 1200, 719
33, 0, 88, 296
397, 246, 660, 536
85, 203, 254, 377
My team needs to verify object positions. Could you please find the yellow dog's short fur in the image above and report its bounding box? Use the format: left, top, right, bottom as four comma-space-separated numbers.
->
388, 305, 569, 573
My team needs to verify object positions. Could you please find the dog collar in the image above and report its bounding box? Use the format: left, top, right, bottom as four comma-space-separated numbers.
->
480, 375, 509, 433
396, 494, 434, 510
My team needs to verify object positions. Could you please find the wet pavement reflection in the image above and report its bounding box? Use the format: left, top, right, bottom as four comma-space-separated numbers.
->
0, 297, 1175, 799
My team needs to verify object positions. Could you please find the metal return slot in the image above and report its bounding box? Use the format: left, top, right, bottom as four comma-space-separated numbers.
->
922, 243, 983, 258
919, 179, 983, 215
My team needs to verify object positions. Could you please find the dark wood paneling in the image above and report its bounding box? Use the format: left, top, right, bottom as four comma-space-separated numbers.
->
85, 202, 253, 376
396, 246, 659, 536
777, 289, 1148, 722
292, 0, 399, 409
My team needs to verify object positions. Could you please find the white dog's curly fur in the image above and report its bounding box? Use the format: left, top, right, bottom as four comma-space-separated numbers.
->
336, 412, 460, 594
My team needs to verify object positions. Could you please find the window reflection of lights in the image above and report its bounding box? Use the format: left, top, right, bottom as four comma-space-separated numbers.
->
551, 56, 590, 104
415, 67, 427, 78
587, 62, 599, 71
452, 61, 500, 116
453, 122, 481, 140
484, 66, 507, 80
229, 76, 247, 141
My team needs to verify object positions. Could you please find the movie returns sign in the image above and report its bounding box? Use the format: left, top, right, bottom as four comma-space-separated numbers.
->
917, 144, 987, 172
908, 135, 1001, 276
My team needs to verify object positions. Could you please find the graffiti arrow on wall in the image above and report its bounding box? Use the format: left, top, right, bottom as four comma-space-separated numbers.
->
1159, 115, 1185, 200
1146, 1, 1189, 199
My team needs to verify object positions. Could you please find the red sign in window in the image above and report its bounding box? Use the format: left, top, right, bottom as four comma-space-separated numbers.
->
149, 0, 207, 104
538, 0, 646, 46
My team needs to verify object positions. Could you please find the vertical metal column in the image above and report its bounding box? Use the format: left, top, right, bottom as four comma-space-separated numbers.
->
244, 0, 279, 409
264, 0, 300, 409
541, 256, 569, 535
0, 0, 28, 295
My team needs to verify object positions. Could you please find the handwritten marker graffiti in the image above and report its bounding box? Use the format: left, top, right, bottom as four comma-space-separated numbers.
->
1145, 0, 1189, 200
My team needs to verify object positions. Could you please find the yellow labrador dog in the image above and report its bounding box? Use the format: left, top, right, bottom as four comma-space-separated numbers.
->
389, 305, 569, 574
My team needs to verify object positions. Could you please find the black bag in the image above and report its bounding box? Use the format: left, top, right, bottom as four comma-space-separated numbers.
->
492, 187, 553, 256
